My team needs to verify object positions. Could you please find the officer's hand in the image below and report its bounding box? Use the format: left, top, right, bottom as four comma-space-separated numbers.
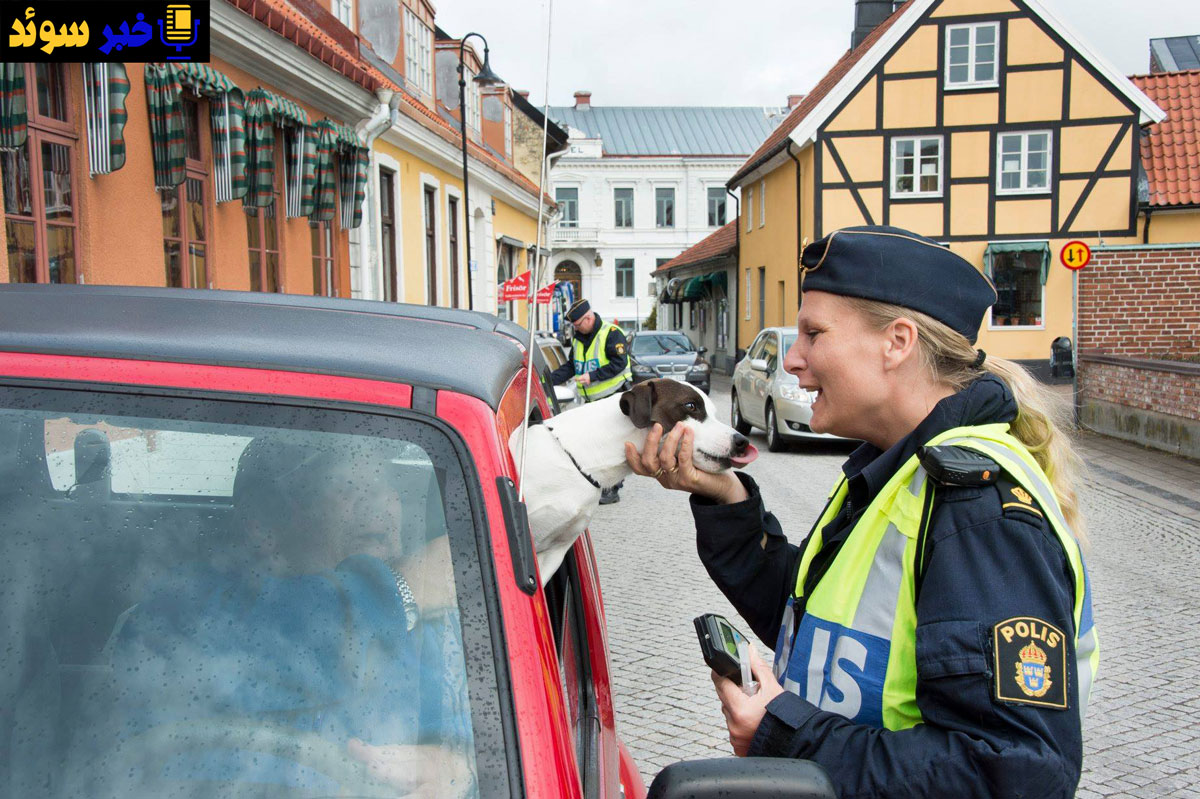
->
624, 423, 747, 503
575, 373, 592, 387
712, 644, 785, 757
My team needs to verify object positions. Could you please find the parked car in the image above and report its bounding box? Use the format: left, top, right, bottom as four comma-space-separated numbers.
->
731, 327, 848, 452
0, 285, 646, 799
628, 331, 711, 394
535, 331, 580, 408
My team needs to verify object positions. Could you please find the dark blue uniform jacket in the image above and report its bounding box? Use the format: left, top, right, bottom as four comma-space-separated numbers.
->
550, 314, 629, 385
692, 376, 1085, 799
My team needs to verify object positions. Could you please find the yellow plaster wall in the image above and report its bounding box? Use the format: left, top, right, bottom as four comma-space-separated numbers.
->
882, 78, 938, 129
931, 0, 1018, 16
950, 184, 990, 236
825, 77, 878, 133
1069, 60, 1132, 119
822, 189, 870, 233
1006, 17, 1063, 65
1068, 177, 1131, 233
885, 25, 938, 73
1106, 127, 1134, 171
995, 199, 1051, 235
826, 137, 885, 184
951, 131, 991, 177
1060, 124, 1123, 174
1057, 180, 1087, 228
889, 202, 944, 238
1144, 211, 1200, 244
943, 92, 999, 127
1005, 69, 1063, 123
737, 161, 799, 344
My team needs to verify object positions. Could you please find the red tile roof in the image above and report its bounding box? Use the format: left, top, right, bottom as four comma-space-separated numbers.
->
656, 221, 737, 273
728, 1, 912, 187
1131, 70, 1200, 208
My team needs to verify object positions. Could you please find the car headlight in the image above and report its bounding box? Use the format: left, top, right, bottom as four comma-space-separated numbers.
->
778, 384, 808, 402
632, 363, 654, 376
689, 362, 710, 374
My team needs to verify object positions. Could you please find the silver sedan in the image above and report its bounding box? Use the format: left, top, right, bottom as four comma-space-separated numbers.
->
730, 327, 846, 451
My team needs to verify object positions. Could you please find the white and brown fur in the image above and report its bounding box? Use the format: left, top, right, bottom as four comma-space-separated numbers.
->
510, 378, 751, 583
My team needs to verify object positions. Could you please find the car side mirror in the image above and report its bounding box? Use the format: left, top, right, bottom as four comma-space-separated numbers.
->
649, 757, 836, 799
553, 385, 576, 404
698, 346, 708, 355
748, 358, 769, 372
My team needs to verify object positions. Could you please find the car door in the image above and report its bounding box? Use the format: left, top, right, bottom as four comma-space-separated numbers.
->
736, 332, 767, 426
747, 333, 776, 427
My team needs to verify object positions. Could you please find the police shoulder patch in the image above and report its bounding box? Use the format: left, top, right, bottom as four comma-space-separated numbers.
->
996, 476, 1043, 520
615, 342, 626, 355
992, 616, 1068, 710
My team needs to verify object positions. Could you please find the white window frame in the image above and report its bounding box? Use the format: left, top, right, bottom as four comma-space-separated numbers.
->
613, 186, 634, 229
744, 268, 751, 320
333, 0, 354, 30
614, 258, 635, 298
944, 22, 1000, 90
419, 173, 441, 306
985, 241, 1047, 331
890, 135, 944, 198
465, 73, 481, 134
445, 185, 464, 309
555, 186, 580, 227
404, 8, 433, 95
706, 186, 726, 227
758, 179, 766, 228
373, 151, 404, 302
996, 131, 1053, 196
654, 186, 676, 229
503, 104, 512, 160
745, 187, 754, 232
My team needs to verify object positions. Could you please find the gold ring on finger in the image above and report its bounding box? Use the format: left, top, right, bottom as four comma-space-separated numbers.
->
669, 466, 678, 473
653, 468, 665, 478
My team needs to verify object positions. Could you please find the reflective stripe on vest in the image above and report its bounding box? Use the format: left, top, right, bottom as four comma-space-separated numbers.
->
572, 322, 632, 400
773, 423, 1098, 731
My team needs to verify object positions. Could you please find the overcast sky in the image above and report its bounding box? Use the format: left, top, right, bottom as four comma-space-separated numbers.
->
433, 0, 1199, 109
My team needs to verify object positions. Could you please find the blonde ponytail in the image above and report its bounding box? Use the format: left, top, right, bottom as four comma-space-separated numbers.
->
843, 297, 1088, 548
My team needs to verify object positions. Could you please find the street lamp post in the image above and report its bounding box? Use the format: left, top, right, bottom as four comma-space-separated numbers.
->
457, 33, 503, 312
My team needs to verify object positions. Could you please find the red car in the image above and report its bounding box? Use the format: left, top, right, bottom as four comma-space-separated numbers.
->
0, 284, 646, 799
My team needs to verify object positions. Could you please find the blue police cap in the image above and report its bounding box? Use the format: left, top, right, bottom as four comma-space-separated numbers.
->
566, 299, 591, 323
801, 226, 997, 344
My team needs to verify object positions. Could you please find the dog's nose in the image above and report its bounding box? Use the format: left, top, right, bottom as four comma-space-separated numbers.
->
732, 433, 749, 456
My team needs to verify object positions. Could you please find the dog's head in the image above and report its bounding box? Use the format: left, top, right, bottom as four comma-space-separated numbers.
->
619, 379, 758, 472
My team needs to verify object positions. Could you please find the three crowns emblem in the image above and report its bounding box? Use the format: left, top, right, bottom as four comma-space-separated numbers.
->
1015, 641, 1052, 698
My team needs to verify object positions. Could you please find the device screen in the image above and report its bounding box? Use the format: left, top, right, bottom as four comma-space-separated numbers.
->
718, 620, 740, 656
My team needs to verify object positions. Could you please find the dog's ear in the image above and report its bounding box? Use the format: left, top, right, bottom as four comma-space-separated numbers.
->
619, 381, 656, 428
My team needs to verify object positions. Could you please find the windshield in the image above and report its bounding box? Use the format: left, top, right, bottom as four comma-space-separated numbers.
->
0, 386, 485, 798
631, 334, 694, 356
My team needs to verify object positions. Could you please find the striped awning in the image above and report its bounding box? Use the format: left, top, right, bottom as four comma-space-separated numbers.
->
82, 63, 130, 175
172, 62, 237, 98
0, 63, 28, 152
145, 63, 186, 189
247, 88, 310, 128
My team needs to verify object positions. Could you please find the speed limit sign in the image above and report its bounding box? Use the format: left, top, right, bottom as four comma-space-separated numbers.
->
1061, 241, 1091, 271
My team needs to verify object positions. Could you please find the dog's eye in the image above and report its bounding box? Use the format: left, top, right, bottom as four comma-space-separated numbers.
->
684, 401, 697, 412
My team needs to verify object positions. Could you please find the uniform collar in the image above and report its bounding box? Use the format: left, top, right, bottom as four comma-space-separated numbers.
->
843, 375, 1017, 510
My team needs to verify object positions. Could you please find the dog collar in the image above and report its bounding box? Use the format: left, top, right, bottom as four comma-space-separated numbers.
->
543, 424, 602, 490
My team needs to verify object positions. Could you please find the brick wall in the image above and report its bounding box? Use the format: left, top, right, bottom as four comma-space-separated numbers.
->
1080, 359, 1200, 422
1078, 246, 1200, 358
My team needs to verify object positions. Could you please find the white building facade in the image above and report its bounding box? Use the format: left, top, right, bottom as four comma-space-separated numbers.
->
546, 95, 782, 332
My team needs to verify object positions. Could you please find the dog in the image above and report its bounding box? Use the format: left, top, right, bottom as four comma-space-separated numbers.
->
509, 378, 759, 584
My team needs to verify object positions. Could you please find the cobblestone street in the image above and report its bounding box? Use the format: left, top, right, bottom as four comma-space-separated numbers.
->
590, 376, 1200, 796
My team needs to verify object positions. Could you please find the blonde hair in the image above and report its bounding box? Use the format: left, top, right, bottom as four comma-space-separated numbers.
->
842, 297, 1088, 548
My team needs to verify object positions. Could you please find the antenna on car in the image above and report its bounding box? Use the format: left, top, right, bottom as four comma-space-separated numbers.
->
518, 0, 556, 504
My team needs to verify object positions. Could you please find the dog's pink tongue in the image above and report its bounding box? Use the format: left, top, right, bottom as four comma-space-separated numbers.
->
731, 443, 759, 467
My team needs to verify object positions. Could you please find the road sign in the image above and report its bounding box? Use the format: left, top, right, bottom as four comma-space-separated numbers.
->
1060, 241, 1091, 271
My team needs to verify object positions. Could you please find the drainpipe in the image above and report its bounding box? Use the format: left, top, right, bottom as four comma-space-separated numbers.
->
354, 88, 399, 301
1142, 205, 1153, 244
786, 141, 803, 313
726, 186, 740, 360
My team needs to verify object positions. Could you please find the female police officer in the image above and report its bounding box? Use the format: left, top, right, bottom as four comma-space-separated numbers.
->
625, 225, 1096, 798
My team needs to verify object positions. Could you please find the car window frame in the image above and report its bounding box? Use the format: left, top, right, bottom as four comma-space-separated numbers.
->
0, 377, 518, 798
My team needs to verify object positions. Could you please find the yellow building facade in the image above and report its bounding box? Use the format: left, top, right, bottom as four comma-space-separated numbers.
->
730, 0, 1165, 366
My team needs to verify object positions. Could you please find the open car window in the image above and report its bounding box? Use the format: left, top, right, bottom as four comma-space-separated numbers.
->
0, 385, 502, 799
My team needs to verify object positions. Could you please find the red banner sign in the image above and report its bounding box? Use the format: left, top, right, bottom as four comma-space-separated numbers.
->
535, 281, 558, 304
499, 270, 531, 301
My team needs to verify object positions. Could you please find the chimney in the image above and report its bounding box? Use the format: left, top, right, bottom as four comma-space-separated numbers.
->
787, 94, 805, 110
517, 89, 531, 99
574, 91, 592, 110
852, 0, 897, 49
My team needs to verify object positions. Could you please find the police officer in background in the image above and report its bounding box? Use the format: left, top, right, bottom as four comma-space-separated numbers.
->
552, 298, 632, 504
626, 226, 1097, 798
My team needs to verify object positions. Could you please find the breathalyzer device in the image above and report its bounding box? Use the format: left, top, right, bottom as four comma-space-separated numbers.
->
694, 613, 758, 696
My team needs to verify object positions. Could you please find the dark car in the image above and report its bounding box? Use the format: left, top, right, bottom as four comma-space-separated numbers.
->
628, 331, 711, 394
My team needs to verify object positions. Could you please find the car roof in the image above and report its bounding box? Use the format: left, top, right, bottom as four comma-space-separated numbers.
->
0, 285, 535, 410
758, 327, 799, 335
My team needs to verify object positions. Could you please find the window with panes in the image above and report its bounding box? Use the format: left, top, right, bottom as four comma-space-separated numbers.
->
245, 145, 282, 293
615, 258, 634, 298
448, 196, 460, 308
333, 0, 354, 29
614, 187, 633, 228
423, 185, 438, 305
945, 22, 999, 88
379, 168, 398, 302
989, 249, 1045, 327
997, 132, 1051, 194
2, 64, 80, 285
161, 96, 209, 288
310, 221, 335, 297
404, 8, 433, 95
707, 187, 726, 227
655, 187, 674, 228
891, 136, 943, 197
556, 187, 578, 227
